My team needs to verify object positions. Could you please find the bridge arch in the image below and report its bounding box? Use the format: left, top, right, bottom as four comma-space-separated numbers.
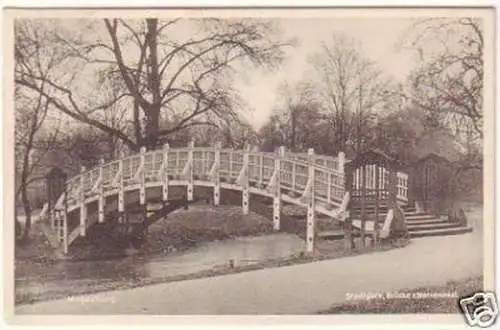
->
39, 142, 410, 255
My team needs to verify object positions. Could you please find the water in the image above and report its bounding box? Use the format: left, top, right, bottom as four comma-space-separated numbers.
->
15, 233, 306, 303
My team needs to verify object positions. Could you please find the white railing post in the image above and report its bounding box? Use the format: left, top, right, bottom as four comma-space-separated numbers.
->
214, 142, 221, 206
63, 208, 68, 254
79, 166, 87, 237
273, 146, 285, 231
187, 141, 194, 201
118, 151, 125, 214
162, 143, 170, 201
306, 148, 316, 253
338, 151, 345, 199
98, 159, 105, 223
139, 146, 146, 205
242, 144, 250, 215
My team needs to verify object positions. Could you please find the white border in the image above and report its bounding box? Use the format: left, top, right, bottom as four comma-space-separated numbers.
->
1, 1, 497, 330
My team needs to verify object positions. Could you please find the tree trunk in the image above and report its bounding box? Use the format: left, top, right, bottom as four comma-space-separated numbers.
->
20, 182, 32, 243
19, 141, 33, 243
143, 19, 162, 150
290, 108, 297, 151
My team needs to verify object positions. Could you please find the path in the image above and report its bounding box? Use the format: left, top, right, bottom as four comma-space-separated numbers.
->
15, 229, 482, 315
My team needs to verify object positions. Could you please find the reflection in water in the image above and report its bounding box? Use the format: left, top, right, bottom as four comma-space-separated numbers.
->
16, 233, 305, 301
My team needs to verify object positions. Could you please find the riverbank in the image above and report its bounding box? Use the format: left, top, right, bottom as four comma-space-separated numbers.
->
15, 237, 407, 306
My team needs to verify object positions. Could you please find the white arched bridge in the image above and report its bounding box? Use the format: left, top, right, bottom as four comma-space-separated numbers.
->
39, 142, 413, 255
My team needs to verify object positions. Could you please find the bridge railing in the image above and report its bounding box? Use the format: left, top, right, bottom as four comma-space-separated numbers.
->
59, 144, 348, 214
351, 165, 408, 202
57, 145, 412, 220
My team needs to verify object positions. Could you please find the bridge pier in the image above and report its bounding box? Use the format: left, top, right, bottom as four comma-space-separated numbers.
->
79, 166, 87, 237
162, 143, 170, 201
306, 148, 316, 253
98, 159, 105, 223
187, 141, 194, 201
273, 146, 285, 231
242, 145, 250, 215
139, 146, 146, 205
214, 142, 221, 206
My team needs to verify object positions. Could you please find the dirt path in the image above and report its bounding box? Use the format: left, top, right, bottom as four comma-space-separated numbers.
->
15, 228, 482, 315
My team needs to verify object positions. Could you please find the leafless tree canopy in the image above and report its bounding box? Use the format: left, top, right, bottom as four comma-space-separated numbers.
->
402, 18, 484, 140
15, 18, 291, 150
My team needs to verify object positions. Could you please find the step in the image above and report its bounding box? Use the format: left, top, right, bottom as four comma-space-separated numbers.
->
409, 226, 473, 238
405, 219, 449, 226
406, 222, 462, 232
405, 214, 440, 221
404, 211, 432, 217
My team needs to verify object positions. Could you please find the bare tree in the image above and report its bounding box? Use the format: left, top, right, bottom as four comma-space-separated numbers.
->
259, 82, 327, 153
15, 18, 290, 151
310, 34, 390, 154
402, 18, 484, 141
14, 86, 61, 243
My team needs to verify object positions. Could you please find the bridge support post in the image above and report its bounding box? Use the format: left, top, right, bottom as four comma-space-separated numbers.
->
162, 143, 170, 201
306, 148, 316, 253
139, 146, 146, 205
273, 146, 285, 231
62, 183, 68, 254
242, 144, 250, 214
213, 142, 221, 206
79, 166, 87, 237
62, 209, 68, 254
118, 151, 125, 219
98, 159, 105, 223
187, 141, 194, 201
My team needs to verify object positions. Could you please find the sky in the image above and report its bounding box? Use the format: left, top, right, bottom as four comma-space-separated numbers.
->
235, 17, 419, 130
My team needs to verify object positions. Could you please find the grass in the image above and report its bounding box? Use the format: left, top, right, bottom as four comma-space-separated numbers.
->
319, 276, 483, 314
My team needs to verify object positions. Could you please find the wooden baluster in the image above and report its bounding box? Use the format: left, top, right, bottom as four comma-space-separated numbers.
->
162, 143, 170, 201
306, 148, 316, 253
79, 166, 87, 237
187, 141, 194, 201
139, 146, 146, 205
242, 144, 250, 215
273, 146, 285, 231
213, 142, 221, 206
98, 159, 105, 223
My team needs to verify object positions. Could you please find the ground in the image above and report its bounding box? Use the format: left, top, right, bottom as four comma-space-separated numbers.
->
14, 226, 482, 315
319, 276, 483, 314
13, 201, 483, 315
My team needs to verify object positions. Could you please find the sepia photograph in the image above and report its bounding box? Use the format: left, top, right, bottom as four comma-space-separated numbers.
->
2, 5, 496, 326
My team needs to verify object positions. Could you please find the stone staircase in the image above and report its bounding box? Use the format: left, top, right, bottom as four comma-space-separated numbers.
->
403, 203, 473, 238
319, 200, 473, 240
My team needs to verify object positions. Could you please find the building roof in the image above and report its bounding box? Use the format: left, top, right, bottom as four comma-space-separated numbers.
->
412, 129, 466, 163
